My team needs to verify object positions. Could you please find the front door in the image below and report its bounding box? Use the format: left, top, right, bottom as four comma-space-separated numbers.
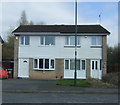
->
18, 59, 29, 78
91, 60, 102, 79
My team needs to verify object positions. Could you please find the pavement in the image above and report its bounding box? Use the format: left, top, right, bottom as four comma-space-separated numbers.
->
1, 79, 119, 94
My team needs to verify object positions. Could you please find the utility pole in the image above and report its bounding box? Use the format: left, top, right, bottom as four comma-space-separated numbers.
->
74, 0, 77, 86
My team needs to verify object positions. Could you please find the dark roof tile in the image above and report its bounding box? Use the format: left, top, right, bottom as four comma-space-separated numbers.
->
13, 25, 110, 34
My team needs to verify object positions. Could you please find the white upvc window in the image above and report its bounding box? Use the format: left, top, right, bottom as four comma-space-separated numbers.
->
91, 36, 102, 46
65, 36, 80, 46
65, 59, 86, 70
33, 58, 55, 70
40, 36, 55, 46
20, 36, 30, 45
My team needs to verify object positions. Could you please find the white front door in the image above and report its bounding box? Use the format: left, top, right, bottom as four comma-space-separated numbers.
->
18, 59, 29, 78
91, 60, 102, 79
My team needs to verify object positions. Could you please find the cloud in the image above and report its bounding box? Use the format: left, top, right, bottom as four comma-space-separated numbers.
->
1, 2, 118, 47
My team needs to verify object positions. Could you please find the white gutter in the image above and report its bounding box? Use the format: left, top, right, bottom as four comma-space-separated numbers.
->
13, 32, 109, 36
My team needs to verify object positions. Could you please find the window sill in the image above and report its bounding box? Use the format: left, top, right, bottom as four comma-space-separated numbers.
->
64, 45, 81, 48
33, 68, 55, 71
90, 45, 102, 48
38, 45, 55, 47
19, 45, 30, 47
65, 69, 85, 70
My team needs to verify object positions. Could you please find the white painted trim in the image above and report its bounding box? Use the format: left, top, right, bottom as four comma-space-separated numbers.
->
61, 33, 109, 36
13, 32, 109, 36
13, 32, 60, 35
90, 45, 102, 47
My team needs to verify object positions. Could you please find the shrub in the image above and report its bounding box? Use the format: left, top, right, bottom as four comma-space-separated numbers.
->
102, 72, 119, 86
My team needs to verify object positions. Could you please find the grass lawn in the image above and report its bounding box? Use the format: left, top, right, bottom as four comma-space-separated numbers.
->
56, 79, 91, 87
56, 78, 118, 88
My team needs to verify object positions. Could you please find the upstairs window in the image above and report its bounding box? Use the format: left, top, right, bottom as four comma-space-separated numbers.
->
65, 36, 80, 46
40, 36, 55, 46
91, 36, 102, 46
20, 36, 30, 45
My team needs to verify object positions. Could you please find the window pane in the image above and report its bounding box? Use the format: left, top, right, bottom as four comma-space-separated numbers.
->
77, 36, 80, 45
45, 36, 55, 45
65, 36, 69, 45
20, 36, 24, 45
70, 36, 75, 45
92, 61, 94, 70
65, 60, 69, 69
25, 36, 30, 45
40, 36, 44, 45
91, 36, 96, 45
45, 59, 49, 69
97, 36, 102, 45
39, 59, 43, 69
34, 59, 37, 68
51, 59, 54, 69
76, 60, 80, 70
82, 60, 85, 70
95, 61, 98, 70
70, 59, 75, 70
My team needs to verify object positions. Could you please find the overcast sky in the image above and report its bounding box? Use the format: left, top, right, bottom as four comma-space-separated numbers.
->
0, 1, 119, 47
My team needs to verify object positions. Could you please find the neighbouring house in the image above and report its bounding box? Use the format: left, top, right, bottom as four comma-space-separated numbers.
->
0, 36, 4, 64
13, 25, 110, 79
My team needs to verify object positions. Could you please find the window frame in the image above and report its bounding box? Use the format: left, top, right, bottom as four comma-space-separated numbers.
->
91, 60, 101, 70
64, 59, 86, 70
64, 36, 81, 46
20, 36, 30, 46
91, 36, 102, 47
40, 36, 55, 46
33, 58, 55, 70
81, 59, 86, 70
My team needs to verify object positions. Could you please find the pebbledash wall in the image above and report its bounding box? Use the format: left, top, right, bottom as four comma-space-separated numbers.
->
14, 35, 107, 79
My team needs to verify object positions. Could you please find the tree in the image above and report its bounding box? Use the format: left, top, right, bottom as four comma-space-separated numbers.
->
29, 20, 34, 25
37, 21, 45, 25
2, 27, 14, 61
107, 45, 119, 73
19, 10, 28, 25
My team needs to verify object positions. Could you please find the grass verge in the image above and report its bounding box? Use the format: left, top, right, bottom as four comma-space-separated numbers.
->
56, 78, 118, 88
56, 79, 91, 87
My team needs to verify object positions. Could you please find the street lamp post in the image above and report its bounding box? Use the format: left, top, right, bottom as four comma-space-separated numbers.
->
74, 0, 77, 86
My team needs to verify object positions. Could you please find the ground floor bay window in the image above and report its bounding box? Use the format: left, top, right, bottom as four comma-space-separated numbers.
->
33, 58, 55, 70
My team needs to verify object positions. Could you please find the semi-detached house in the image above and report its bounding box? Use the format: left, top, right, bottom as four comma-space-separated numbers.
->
13, 25, 110, 79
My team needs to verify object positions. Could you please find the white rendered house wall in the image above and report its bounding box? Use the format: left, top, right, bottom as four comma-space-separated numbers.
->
18, 35, 102, 59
